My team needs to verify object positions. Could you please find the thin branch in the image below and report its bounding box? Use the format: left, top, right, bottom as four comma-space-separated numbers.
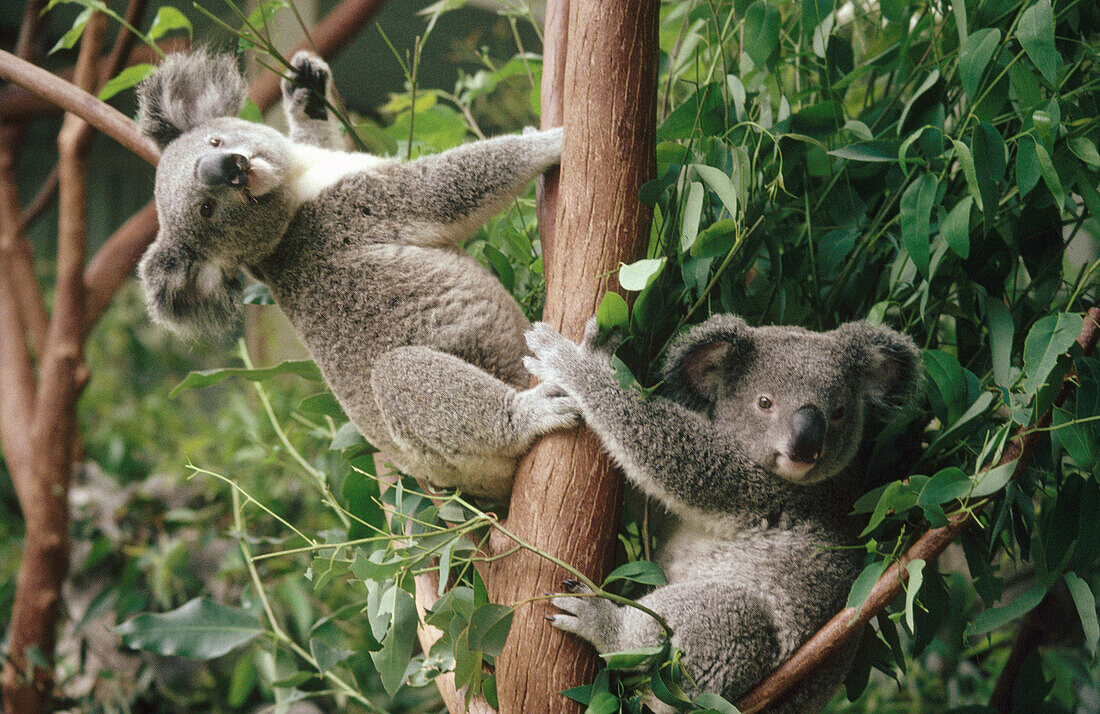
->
0, 42, 186, 123
737, 305, 1100, 714
0, 49, 159, 165
82, 202, 157, 331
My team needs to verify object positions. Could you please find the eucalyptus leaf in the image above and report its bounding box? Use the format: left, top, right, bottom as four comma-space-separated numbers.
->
1017, 0, 1060, 84
900, 174, 938, 277
171, 360, 323, 396
116, 598, 261, 659
618, 258, 666, 292
959, 29, 1001, 99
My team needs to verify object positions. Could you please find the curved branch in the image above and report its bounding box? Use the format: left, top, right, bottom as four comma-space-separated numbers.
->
737, 305, 1100, 714
0, 49, 159, 165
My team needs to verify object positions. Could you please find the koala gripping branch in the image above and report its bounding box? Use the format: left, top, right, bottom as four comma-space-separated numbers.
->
737, 306, 1100, 714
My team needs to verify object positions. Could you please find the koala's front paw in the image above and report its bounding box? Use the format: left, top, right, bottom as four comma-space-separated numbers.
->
523, 322, 581, 388
282, 51, 331, 121
548, 580, 618, 653
515, 382, 582, 436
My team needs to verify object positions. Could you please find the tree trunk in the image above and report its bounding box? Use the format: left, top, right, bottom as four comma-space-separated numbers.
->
488, 1, 658, 711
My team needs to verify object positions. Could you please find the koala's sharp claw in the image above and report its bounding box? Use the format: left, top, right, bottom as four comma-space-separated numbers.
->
563, 578, 581, 592
545, 614, 556, 621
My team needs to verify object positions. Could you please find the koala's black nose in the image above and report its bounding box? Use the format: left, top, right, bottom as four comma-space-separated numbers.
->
789, 405, 826, 464
198, 152, 249, 188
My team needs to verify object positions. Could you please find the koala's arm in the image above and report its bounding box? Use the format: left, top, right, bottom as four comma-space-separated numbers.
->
281, 52, 350, 150
365, 128, 562, 248
525, 322, 772, 516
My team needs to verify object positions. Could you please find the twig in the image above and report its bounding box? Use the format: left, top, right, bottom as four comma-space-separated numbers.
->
737, 305, 1100, 714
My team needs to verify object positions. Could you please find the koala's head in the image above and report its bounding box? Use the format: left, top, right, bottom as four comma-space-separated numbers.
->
135, 50, 298, 337
663, 315, 920, 486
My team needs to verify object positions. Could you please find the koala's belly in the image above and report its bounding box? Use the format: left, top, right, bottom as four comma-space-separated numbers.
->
262, 242, 529, 437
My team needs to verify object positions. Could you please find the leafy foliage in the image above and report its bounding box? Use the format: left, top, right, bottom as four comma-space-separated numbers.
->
32, 0, 1100, 711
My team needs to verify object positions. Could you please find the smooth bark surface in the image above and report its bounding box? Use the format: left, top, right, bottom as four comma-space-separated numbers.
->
488, 2, 658, 712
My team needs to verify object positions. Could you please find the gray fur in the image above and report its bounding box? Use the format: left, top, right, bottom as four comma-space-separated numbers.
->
136, 51, 577, 499
525, 316, 920, 712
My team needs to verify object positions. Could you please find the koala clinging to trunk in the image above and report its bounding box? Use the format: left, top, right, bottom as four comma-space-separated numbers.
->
136, 50, 578, 500
525, 315, 920, 712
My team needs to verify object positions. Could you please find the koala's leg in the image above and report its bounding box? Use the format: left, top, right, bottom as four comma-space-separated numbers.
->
368, 128, 563, 247
370, 346, 579, 500
281, 51, 349, 150
550, 580, 781, 703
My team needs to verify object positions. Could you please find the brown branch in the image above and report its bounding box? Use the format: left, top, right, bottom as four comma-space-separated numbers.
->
0, 129, 48, 355
1, 14, 105, 712
0, 49, 159, 164
737, 305, 1100, 714
534, 0, 567, 259
0, 41, 186, 123
486, 1, 658, 712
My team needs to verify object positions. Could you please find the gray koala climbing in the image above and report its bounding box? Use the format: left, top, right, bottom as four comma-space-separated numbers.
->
136, 49, 578, 500
524, 315, 921, 712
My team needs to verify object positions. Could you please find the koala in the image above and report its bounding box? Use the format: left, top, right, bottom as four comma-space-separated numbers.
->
135, 49, 578, 500
524, 315, 920, 712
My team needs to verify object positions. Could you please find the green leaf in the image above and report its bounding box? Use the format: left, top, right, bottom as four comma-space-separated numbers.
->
49, 7, 93, 55
1033, 140, 1065, 209
467, 604, 513, 657
918, 467, 972, 506
310, 636, 353, 673
227, 652, 258, 706
1069, 137, 1100, 168
846, 561, 884, 615
940, 196, 973, 259
599, 645, 664, 670
596, 292, 629, 333
98, 63, 156, 101
982, 296, 1015, 389
1017, 0, 1060, 84
692, 219, 738, 259
586, 690, 621, 714
482, 244, 514, 292
116, 598, 262, 659
1064, 572, 1099, 656
900, 174, 938, 278
951, 139, 984, 212
1016, 134, 1042, 197
970, 458, 1017, 499
239, 98, 263, 123
603, 560, 667, 587
966, 579, 1049, 638
899, 70, 939, 134
369, 585, 417, 695
1022, 313, 1085, 398
148, 6, 192, 41
693, 164, 740, 220
743, 1, 781, 66
959, 29, 1001, 99
923, 350, 967, 424
693, 693, 741, 713
904, 559, 925, 633
330, 421, 366, 450
170, 359, 323, 396
1053, 407, 1094, 471
299, 392, 345, 420
829, 140, 902, 163
972, 122, 1005, 219
680, 181, 704, 252
618, 257, 666, 292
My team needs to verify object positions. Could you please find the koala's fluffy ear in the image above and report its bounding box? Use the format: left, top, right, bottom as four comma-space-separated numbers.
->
136, 50, 247, 148
661, 314, 755, 409
836, 322, 922, 415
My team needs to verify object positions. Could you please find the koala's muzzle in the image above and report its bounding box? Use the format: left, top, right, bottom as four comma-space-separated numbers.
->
789, 405, 826, 464
198, 152, 250, 188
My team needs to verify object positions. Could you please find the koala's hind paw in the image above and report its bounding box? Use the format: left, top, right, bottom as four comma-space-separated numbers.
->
282, 51, 331, 121
548, 581, 618, 652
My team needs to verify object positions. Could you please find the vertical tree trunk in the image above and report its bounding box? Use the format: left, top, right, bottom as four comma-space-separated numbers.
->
488, 2, 658, 711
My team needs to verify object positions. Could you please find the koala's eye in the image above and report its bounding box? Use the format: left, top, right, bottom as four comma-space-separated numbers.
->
208, 137, 222, 147
757, 396, 773, 410
199, 199, 216, 218
831, 406, 845, 420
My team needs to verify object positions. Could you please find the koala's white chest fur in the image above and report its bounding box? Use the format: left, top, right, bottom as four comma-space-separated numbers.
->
287, 144, 392, 206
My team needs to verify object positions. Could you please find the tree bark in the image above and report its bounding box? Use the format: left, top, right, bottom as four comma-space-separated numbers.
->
488, 2, 658, 712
